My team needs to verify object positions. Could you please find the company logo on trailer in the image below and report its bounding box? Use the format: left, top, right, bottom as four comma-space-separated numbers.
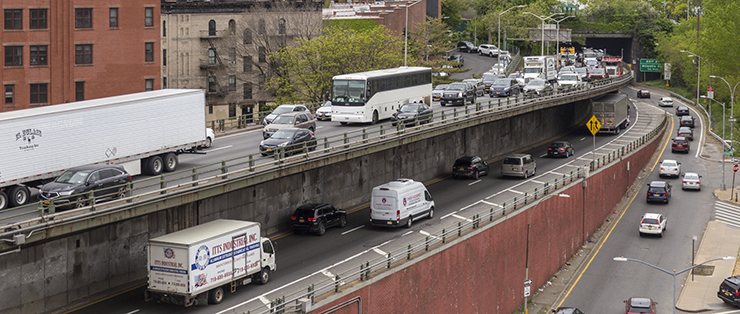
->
194, 245, 210, 270
382, 198, 386, 203
15, 128, 42, 151
163, 248, 175, 259
194, 273, 207, 287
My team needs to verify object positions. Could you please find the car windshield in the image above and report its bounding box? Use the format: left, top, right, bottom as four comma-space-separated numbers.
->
320, 101, 331, 108
642, 218, 659, 225
434, 85, 449, 90
648, 187, 664, 193
447, 83, 466, 91
590, 69, 605, 74
508, 73, 522, 78
492, 80, 510, 87
663, 161, 677, 167
272, 106, 293, 115
663, 98, 673, 102
55, 170, 90, 184
560, 75, 578, 81
575, 68, 587, 74
399, 105, 422, 113
271, 115, 295, 124
679, 127, 691, 132
270, 129, 296, 140
682, 116, 692, 121
503, 157, 522, 165
294, 208, 316, 217
674, 139, 686, 144
528, 80, 545, 87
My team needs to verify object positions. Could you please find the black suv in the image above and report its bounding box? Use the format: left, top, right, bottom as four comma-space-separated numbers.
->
457, 41, 477, 53
680, 115, 696, 128
676, 106, 690, 116
259, 127, 317, 156
39, 164, 133, 209
452, 156, 489, 179
441, 82, 476, 106
646, 181, 672, 203
290, 203, 347, 236
718, 276, 740, 307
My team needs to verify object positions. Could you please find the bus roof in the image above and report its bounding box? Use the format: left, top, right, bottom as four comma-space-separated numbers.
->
332, 67, 431, 80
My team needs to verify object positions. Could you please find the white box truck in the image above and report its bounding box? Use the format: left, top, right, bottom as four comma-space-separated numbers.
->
0, 89, 207, 210
370, 179, 435, 228
145, 219, 277, 306
593, 93, 630, 134
523, 56, 557, 83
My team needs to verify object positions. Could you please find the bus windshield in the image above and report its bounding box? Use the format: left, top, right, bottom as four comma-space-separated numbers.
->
332, 79, 366, 105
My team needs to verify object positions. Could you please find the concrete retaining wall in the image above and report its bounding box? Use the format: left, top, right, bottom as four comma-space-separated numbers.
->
310, 122, 663, 314
0, 100, 592, 314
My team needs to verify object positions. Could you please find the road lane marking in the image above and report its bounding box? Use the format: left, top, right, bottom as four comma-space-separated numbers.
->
373, 248, 387, 256
204, 145, 232, 152
539, 153, 548, 158
580, 137, 586, 141
125, 311, 140, 314
530, 180, 545, 184
468, 179, 482, 186
419, 230, 441, 239
321, 269, 334, 279
440, 211, 459, 219
341, 225, 364, 235
402, 231, 414, 236
508, 189, 524, 194
258, 296, 270, 305
550, 171, 564, 176
452, 214, 473, 222
480, 200, 497, 206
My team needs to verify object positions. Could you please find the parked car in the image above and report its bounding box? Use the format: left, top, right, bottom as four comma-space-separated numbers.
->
680, 115, 696, 128
639, 213, 667, 237
637, 90, 651, 98
677, 126, 694, 140
586, 68, 608, 81
659, 97, 674, 107
457, 41, 477, 53
290, 203, 347, 236
462, 79, 486, 97
718, 276, 740, 307
199, 128, 215, 149
315, 101, 332, 121
682, 172, 701, 190
671, 137, 690, 153
478, 44, 498, 57
432, 84, 449, 101
259, 127, 317, 156
501, 153, 536, 178
262, 104, 310, 126
676, 106, 690, 116
658, 159, 681, 177
452, 156, 489, 179
39, 164, 133, 209
448, 54, 465, 67
547, 141, 574, 158
523, 79, 554, 97
441, 82, 476, 106
552, 308, 585, 314
646, 181, 671, 203
391, 103, 433, 126
624, 297, 657, 314
489, 78, 521, 97
263, 111, 316, 139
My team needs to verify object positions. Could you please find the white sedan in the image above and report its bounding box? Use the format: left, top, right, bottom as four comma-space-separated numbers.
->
639, 213, 666, 237
315, 101, 332, 121
658, 159, 681, 178
682, 172, 701, 190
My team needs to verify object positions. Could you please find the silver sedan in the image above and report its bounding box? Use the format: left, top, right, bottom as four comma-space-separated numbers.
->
682, 172, 701, 190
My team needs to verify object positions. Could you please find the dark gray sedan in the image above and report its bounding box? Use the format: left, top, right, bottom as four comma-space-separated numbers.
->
391, 103, 433, 126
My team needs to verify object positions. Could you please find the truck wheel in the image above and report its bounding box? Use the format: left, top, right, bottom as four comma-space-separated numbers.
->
428, 207, 434, 219
146, 156, 164, 175
406, 216, 413, 228
204, 137, 213, 148
258, 268, 270, 285
9, 186, 30, 207
0, 191, 8, 210
208, 287, 224, 304
317, 222, 326, 236
163, 153, 178, 172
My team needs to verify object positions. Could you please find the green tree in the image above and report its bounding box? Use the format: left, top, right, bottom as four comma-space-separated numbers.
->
410, 17, 453, 62
269, 26, 404, 103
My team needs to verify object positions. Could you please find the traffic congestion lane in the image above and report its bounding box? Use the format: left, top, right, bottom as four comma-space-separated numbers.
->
70, 87, 652, 314
554, 89, 715, 313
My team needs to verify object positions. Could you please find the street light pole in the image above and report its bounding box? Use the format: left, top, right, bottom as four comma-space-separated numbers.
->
546, 16, 574, 66
680, 50, 702, 117
702, 95, 727, 190
523, 12, 563, 56
711, 75, 740, 151
498, 5, 526, 69
614, 256, 735, 314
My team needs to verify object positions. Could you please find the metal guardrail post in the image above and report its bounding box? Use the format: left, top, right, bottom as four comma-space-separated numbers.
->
191, 168, 199, 186
248, 155, 254, 171
126, 181, 133, 197
442, 229, 446, 243
221, 161, 228, 176
344, 133, 348, 144
323, 138, 328, 149
363, 129, 367, 140
425, 236, 430, 251
458, 221, 462, 236
48, 202, 55, 214
334, 275, 340, 292
89, 191, 95, 209
160, 175, 166, 194
380, 124, 384, 136
387, 253, 392, 268
453, 108, 457, 118
407, 244, 412, 260
365, 261, 370, 279
524, 192, 528, 204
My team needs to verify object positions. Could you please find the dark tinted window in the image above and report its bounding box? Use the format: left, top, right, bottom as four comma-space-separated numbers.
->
648, 187, 665, 193
454, 159, 471, 167
99, 169, 115, 179
550, 143, 565, 148
503, 157, 522, 165
642, 218, 659, 224
294, 208, 316, 217
628, 306, 652, 313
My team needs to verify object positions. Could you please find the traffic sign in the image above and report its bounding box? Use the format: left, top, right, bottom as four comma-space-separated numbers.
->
726, 152, 733, 156
640, 59, 662, 72
524, 286, 531, 297
524, 279, 532, 285
734, 164, 738, 173
708, 86, 714, 99
587, 115, 601, 136
730, 118, 737, 122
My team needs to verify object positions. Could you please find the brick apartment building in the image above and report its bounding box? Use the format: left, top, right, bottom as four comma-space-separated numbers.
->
2, 0, 161, 112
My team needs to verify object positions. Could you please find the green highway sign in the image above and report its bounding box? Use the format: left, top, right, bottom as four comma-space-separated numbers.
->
640, 59, 662, 72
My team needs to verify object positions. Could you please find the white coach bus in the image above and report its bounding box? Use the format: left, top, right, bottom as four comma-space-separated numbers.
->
330, 67, 432, 125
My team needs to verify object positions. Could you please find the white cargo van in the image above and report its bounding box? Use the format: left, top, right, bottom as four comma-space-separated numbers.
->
370, 179, 435, 228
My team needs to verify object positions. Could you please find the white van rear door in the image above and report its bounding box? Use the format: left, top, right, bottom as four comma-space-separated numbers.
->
371, 194, 397, 221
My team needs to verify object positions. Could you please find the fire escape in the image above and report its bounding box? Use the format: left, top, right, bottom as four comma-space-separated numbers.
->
200, 30, 227, 97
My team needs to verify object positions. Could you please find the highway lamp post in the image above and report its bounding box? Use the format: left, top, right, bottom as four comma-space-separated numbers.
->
546, 15, 574, 66
710, 75, 740, 152
524, 193, 570, 314
701, 95, 727, 189
404, 0, 423, 67
498, 5, 526, 69
680, 50, 702, 115
613, 256, 735, 314
523, 12, 563, 56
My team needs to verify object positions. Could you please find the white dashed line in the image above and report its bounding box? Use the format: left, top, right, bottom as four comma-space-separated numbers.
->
373, 248, 387, 256
419, 230, 441, 239
580, 137, 586, 141
452, 214, 473, 222
402, 231, 414, 236
530, 180, 545, 184
508, 189, 524, 194
341, 225, 364, 235
468, 179, 482, 185
321, 269, 335, 279
550, 171, 564, 176
258, 296, 271, 305
440, 211, 458, 219
204, 145, 232, 152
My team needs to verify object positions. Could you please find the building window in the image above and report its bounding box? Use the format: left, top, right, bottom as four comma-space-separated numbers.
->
208, 49, 216, 65
229, 75, 236, 91
30, 45, 47, 65
208, 104, 213, 114
229, 103, 236, 118
278, 18, 286, 35
229, 48, 236, 63
208, 20, 216, 36
75, 44, 93, 64
258, 19, 266, 35
162, 21, 166, 37
30, 84, 48, 104
75, 8, 93, 28
75, 82, 84, 101
4, 9, 22, 30
145, 79, 154, 91
243, 56, 252, 72
243, 29, 252, 44
5, 46, 23, 66
228, 20, 235, 34
207, 77, 216, 93
145, 8, 153, 27
109, 8, 118, 28
4, 85, 14, 105
258, 47, 266, 63
163, 49, 167, 66
162, 77, 167, 89
145, 42, 154, 62
243, 83, 252, 99
30, 9, 48, 29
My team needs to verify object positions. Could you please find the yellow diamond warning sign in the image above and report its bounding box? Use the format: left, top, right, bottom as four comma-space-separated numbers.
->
587, 115, 601, 136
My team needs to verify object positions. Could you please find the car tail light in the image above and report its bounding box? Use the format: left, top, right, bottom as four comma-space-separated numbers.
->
682, 181, 686, 184
307, 217, 317, 221
660, 167, 664, 170
559, 148, 565, 151
548, 148, 552, 151
735, 290, 739, 297
640, 219, 645, 224
291, 216, 296, 220
128, 175, 133, 180
661, 193, 667, 196
646, 191, 650, 195
697, 181, 700, 184
397, 210, 401, 222
470, 167, 475, 170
